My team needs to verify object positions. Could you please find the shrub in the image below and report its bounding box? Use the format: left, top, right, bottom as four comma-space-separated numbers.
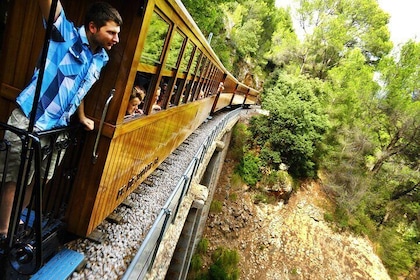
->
378, 227, 418, 278
208, 247, 240, 280
210, 200, 223, 213
235, 152, 262, 186
197, 238, 209, 254
229, 122, 251, 162
251, 73, 328, 179
230, 173, 244, 191
190, 254, 203, 272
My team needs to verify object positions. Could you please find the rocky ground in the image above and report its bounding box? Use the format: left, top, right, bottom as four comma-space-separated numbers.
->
200, 158, 391, 280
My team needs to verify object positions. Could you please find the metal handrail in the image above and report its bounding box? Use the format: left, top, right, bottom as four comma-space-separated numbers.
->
92, 89, 114, 164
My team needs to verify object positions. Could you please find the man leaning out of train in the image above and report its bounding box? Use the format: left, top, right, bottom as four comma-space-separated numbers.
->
0, 0, 122, 240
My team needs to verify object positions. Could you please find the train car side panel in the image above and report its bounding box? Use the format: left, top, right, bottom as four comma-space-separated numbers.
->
66, 97, 215, 236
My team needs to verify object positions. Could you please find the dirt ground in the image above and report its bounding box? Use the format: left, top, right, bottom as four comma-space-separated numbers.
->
200, 157, 391, 280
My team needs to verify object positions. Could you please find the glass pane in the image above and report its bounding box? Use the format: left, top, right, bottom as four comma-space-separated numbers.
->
179, 42, 194, 72
140, 12, 170, 65
165, 31, 184, 70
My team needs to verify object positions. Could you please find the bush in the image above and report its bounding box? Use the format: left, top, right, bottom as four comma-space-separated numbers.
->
253, 192, 269, 204
229, 122, 251, 162
197, 238, 209, 254
210, 200, 223, 213
251, 73, 328, 179
208, 247, 240, 280
190, 254, 203, 272
235, 152, 262, 186
378, 227, 419, 278
230, 173, 244, 191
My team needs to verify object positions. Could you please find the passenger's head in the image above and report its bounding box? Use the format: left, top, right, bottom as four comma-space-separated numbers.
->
85, 2, 123, 30
126, 87, 144, 115
85, 2, 123, 51
133, 86, 145, 100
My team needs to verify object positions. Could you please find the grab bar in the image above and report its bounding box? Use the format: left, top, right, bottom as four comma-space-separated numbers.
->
92, 89, 114, 164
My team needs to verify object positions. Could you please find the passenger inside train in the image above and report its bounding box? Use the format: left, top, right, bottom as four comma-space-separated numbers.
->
125, 86, 145, 117
152, 87, 162, 112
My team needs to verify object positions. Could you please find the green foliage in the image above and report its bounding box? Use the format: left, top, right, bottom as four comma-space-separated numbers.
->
230, 121, 263, 186
210, 200, 223, 213
377, 227, 420, 278
235, 152, 262, 186
208, 247, 240, 280
230, 172, 244, 191
293, 0, 392, 78
253, 191, 276, 204
141, 12, 170, 64
190, 254, 203, 273
229, 122, 251, 162
182, 0, 227, 37
228, 192, 238, 201
260, 169, 294, 193
252, 72, 328, 178
197, 238, 209, 254
188, 239, 210, 280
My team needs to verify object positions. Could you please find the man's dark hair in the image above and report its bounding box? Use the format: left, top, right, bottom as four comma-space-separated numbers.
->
84, 2, 122, 29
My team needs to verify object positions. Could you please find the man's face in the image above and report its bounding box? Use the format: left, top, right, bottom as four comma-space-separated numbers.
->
90, 21, 120, 51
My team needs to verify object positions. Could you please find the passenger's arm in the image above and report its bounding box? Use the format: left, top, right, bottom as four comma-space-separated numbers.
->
78, 100, 95, 131
38, 0, 63, 22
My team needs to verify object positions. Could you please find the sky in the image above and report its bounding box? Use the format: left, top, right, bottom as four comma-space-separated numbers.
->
377, 0, 420, 46
275, 0, 420, 46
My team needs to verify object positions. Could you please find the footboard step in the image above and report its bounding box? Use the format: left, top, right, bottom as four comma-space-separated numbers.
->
31, 248, 85, 280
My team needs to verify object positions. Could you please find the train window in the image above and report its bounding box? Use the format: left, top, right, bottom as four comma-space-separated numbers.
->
171, 78, 184, 106
179, 42, 194, 73
165, 31, 184, 70
182, 79, 193, 104
197, 57, 208, 76
131, 71, 164, 115
158, 76, 174, 109
190, 57, 209, 101
190, 50, 201, 74
140, 11, 170, 66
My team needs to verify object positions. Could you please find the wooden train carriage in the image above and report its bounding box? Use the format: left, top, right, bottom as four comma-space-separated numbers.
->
0, 0, 231, 237
211, 74, 237, 112
212, 72, 258, 112
246, 88, 259, 105
65, 0, 231, 236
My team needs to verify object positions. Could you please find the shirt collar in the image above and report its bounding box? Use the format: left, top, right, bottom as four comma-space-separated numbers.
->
79, 26, 90, 46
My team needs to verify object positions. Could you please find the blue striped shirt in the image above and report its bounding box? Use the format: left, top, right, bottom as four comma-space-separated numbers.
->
16, 10, 109, 131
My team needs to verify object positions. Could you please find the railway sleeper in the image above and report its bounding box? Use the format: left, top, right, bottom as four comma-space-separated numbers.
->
121, 200, 136, 209
106, 212, 124, 224
86, 230, 106, 244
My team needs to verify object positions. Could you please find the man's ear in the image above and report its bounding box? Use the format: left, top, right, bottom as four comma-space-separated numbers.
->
88, 21, 98, 33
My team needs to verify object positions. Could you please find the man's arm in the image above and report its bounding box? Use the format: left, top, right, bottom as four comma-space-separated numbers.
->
38, 0, 63, 22
77, 100, 94, 131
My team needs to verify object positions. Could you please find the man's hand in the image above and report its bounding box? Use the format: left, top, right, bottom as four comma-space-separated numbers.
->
79, 116, 94, 131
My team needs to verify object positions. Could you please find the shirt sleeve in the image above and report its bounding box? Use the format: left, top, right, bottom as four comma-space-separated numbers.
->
43, 9, 75, 43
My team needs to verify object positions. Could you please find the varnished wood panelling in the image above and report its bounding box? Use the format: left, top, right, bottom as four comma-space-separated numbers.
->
66, 97, 215, 236
213, 93, 234, 112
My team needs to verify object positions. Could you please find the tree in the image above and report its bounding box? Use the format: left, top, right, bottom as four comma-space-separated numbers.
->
288, 0, 393, 79
250, 72, 328, 178
374, 41, 420, 174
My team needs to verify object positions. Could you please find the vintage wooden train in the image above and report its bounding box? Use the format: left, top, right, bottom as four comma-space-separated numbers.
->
0, 0, 258, 277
